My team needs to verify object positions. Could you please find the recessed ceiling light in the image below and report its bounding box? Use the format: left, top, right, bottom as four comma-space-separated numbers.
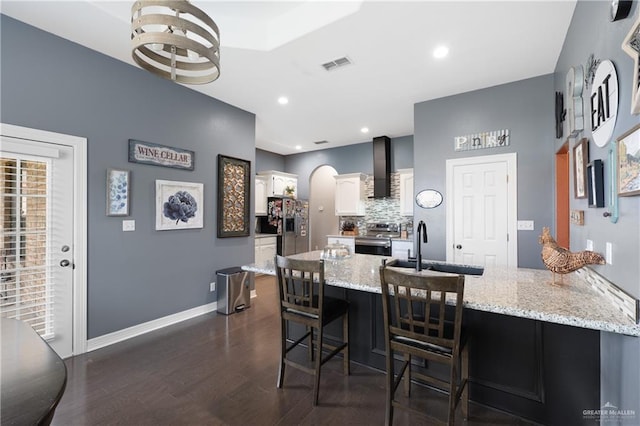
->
361, 127, 369, 134
295, 145, 302, 150
433, 45, 449, 59
278, 96, 289, 105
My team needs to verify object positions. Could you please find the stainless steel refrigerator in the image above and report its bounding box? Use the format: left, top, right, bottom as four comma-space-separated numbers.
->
259, 197, 309, 256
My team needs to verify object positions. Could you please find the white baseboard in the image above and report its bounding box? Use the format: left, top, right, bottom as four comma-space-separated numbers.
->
86, 301, 217, 353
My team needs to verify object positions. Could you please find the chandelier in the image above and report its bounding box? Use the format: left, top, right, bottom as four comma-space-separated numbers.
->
131, 0, 220, 84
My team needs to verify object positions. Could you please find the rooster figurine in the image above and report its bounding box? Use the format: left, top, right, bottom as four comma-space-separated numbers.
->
539, 227, 605, 284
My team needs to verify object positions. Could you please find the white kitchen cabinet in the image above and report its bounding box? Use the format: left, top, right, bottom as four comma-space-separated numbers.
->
257, 170, 298, 198
398, 168, 414, 216
255, 175, 268, 216
327, 236, 355, 253
391, 240, 413, 260
255, 236, 277, 272
334, 173, 366, 216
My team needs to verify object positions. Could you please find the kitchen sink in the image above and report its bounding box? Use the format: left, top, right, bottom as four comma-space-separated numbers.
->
387, 259, 484, 276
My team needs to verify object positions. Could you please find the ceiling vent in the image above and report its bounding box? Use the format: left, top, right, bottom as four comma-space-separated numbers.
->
314, 140, 329, 145
321, 56, 352, 71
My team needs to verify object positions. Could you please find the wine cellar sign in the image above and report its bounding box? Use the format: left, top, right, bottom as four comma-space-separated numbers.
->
128, 139, 195, 170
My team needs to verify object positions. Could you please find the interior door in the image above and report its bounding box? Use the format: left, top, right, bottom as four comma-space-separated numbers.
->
0, 136, 75, 358
446, 153, 517, 267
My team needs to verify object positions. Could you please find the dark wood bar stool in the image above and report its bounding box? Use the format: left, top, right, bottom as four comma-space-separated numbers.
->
379, 261, 468, 426
275, 255, 350, 405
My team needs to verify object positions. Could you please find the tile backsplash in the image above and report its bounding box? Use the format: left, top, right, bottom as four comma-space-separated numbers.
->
340, 172, 413, 234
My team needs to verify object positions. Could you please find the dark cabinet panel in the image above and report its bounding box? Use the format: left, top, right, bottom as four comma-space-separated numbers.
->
340, 288, 600, 426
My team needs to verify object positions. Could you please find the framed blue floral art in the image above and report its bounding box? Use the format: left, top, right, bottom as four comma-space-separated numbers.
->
155, 179, 204, 230
106, 169, 130, 216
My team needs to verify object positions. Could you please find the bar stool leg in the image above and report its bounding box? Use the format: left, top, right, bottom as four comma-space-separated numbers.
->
277, 317, 286, 388
313, 325, 323, 406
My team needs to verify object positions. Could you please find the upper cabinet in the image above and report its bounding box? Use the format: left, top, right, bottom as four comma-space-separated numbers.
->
257, 170, 298, 198
335, 173, 366, 216
398, 168, 414, 216
255, 175, 268, 216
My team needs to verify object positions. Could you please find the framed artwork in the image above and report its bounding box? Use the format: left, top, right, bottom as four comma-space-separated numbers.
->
155, 180, 204, 230
621, 11, 640, 115
106, 169, 130, 216
217, 154, 250, 238
573, 138, 589, 199
617, 123, 640, 196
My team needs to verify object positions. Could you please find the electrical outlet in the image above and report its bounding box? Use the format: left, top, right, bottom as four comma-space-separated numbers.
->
122, 220, 135, 232
210, 282, 216, 292
586, 239, 594, 251
606, 242, 613, 265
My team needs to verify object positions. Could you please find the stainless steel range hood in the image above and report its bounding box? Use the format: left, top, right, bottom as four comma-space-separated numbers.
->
372, 136, 391, 198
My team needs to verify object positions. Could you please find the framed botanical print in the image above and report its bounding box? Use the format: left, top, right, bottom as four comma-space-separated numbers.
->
106, 169, 130, 216
573, 138, 589, 199
155, 180, 204, 230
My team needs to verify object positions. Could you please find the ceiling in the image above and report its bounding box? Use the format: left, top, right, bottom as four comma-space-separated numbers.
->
1, 1, 577, 155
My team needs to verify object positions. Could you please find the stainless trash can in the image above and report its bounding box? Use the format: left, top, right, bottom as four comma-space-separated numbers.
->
216, 267, 251, 315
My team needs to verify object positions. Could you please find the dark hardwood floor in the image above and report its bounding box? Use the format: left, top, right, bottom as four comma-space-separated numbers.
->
53, 275, 537, 425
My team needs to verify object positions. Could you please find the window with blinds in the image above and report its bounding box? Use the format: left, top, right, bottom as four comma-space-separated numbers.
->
0, 157, 52, 338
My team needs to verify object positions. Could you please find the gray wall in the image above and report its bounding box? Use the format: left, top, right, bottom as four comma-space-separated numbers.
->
414, 75, 556, 268
1, 16, 256, 339
553, 1, 640, 419
285, 135, 413, 198
255, 148, 285, 173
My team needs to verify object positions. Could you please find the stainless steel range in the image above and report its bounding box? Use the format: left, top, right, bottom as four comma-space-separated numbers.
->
354, 222, 400, 256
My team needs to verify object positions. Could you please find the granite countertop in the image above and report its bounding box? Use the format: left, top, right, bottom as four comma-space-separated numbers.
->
327, 234, 356, 238
242, 251, 640, 337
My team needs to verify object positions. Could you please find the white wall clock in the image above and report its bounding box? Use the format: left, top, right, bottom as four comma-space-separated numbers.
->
590, 60, 619, 147
565, 66, 585, 136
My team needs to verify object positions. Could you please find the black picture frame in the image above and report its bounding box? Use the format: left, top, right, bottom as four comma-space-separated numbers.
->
587, 159, 605, 208
217, 154, 251, 238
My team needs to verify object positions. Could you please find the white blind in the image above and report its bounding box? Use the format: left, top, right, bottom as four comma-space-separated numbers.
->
0, 157, 53, 337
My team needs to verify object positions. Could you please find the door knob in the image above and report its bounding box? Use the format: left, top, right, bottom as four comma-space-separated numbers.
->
60, 259, 71, 267
455, 244, 462, 250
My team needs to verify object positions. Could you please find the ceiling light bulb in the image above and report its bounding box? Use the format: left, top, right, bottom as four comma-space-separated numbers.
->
278, 96, 289, 105
295, 145, 302, 150
361, 127, 369, 134
433, 46, 449, 59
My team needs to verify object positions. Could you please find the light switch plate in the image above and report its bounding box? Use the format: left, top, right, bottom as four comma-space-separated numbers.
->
606, 242, 613, 265
586, 239, 594, 251
210, 282, 216, 292
517, 220, 534, 230
122, 220, 135, 232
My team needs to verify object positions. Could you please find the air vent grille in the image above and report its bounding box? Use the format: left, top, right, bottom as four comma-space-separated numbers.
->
321, 56, 352, 71
314, 140, 329, 145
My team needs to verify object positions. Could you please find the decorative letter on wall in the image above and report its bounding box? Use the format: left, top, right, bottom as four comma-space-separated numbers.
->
565, 65, 585, 137
590, 60, 619, 148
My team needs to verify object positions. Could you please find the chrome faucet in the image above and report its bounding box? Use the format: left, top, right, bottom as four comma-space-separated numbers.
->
415, 220, 427, 271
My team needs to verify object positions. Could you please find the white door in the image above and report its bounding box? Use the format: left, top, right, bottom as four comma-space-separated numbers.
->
0, 125, 86, 358
446, 153, 517, 267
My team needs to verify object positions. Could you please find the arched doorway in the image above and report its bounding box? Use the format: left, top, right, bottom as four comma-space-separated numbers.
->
309, 165, 339, 251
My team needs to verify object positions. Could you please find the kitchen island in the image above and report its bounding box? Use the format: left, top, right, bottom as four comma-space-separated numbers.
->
243, 252, 639, 425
